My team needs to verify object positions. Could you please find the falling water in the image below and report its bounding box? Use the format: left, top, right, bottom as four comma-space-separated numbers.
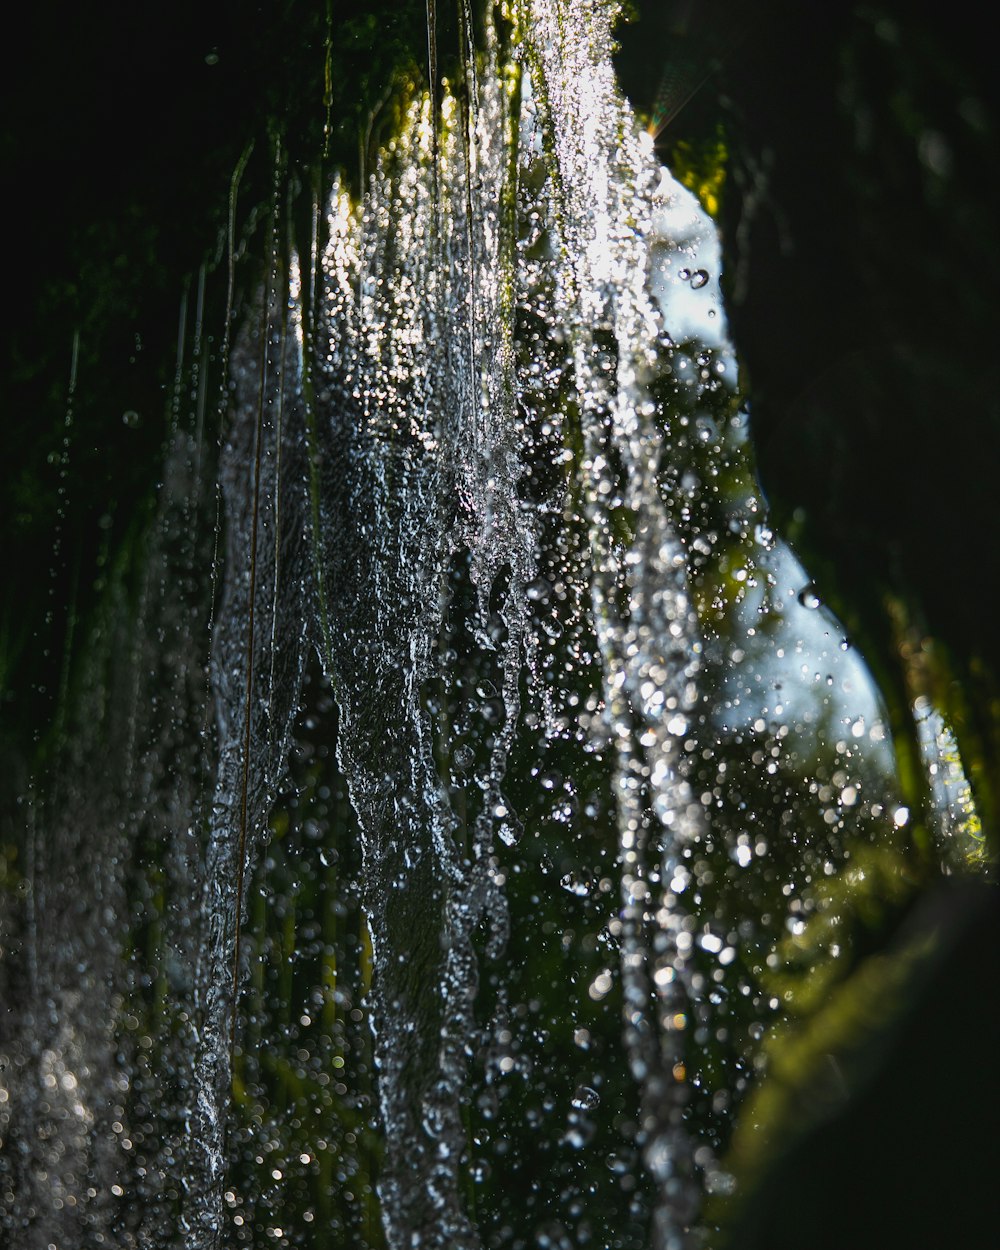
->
2, 3, 961, 1249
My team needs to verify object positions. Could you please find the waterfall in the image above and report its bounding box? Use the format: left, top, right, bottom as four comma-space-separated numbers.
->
290, 6, 718, 1240
3, 3, 968, 1249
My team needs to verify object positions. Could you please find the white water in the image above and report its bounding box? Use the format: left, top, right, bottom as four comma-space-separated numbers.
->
294, 6, 716, 1241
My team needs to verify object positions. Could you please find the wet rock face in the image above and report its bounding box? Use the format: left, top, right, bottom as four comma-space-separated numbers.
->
642, 0, 997, 604
718, 1, 999, 600
619, 0, 1000, 833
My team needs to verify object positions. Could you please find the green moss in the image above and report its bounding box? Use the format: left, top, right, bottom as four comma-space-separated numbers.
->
667, 132, 728, 219
716, 922, 935, 1213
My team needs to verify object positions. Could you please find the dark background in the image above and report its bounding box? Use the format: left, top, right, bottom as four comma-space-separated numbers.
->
1, 1, 431, 750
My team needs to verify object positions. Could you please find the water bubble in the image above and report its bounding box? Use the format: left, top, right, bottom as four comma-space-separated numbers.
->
688, 269, 710, 289
571, 1085, 600, 1111
481, 699, 504, 725
797, 584, 822, 609
559, 872, 591, 897
122, 410, 140, 428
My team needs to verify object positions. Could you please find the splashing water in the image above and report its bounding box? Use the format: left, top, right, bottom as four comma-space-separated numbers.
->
521, 4, 711, 1241
293, 6, 716, 1241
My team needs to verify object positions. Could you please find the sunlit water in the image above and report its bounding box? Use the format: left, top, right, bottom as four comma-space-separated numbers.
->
1, 3, 975, 1249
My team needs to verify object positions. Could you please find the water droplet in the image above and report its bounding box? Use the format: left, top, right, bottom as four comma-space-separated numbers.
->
498, 821, 521, 848
797, 584, 821, 609
559, 872, 591, 897
571, 1085, 600, 1111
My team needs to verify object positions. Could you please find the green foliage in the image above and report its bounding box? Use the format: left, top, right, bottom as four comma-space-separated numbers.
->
661, 133, 727, 220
